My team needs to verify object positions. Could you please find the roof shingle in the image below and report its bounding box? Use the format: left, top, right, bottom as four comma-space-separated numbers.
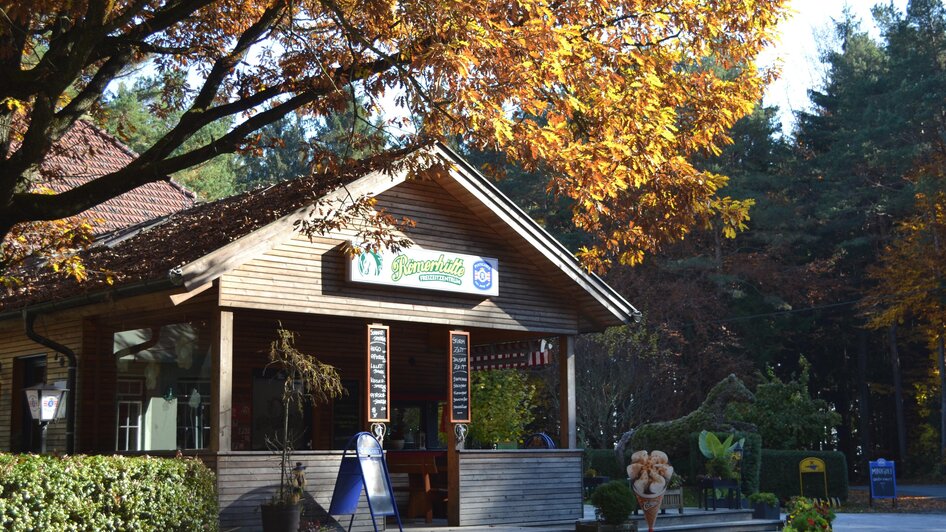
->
39, 120, 196, 234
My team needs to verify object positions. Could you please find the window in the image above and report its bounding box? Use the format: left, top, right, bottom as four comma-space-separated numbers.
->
116, 400, 142, 451
113, 322, 210, 451
176, 381, 210, 450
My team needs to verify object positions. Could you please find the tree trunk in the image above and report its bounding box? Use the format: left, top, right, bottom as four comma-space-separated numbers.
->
939, 335, 946, 467
888, 324, 907, 465
857, 328, 872, 463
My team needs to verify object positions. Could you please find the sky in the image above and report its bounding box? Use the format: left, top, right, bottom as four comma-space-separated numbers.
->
762, 0, 910, 133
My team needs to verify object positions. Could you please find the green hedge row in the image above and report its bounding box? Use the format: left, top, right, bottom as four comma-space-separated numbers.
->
759, 450, 849, 502
584, 448, 625, 479
687, 431, 762, 496
0, 454, 218, 531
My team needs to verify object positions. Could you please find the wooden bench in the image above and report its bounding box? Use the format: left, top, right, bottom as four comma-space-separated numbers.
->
386, 451, 446, 523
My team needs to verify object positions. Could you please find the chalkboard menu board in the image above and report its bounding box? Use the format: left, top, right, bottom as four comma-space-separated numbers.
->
869, 458, 897, 499
449, 330, 470, 423
332, 380, 361, 449
366, 324, 389, 422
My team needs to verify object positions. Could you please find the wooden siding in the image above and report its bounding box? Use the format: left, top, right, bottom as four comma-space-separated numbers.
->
0, 315, 81, 452
0, 287, 217, 453
457, 449, 583, 526
219, 179, 580, 334
217, 451, 384, 531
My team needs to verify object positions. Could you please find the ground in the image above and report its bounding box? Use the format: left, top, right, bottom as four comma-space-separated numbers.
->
842, 485, 946, 513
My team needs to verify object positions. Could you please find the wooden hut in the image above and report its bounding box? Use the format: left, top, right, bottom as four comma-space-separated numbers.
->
0, 144, 638, 530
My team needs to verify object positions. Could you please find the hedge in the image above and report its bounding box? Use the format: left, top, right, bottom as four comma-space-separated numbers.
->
687, 431, 762, 496
759, 450, 848, 502
584, 448, 625, 480
0, 454, 218, 531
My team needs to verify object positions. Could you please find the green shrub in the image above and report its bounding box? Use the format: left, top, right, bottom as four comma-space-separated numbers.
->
0, 454, 217, 531
584, 448, 625, 480
688, 431, 762, 495
759, 450, 848, 502
470, 369, 536, 446
590, 480, 635, 525
748, 492, 779, 506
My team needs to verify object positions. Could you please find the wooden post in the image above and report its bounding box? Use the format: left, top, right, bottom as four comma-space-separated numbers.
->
447, 424, 460, 526
559, 335, 576, 449
211, 309, 233, 453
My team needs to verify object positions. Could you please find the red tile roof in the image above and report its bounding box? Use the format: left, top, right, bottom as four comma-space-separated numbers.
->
38, 120, 196, 234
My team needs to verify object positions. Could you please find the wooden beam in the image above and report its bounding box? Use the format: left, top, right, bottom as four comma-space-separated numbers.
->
168, 282, 213, 306
211, 309, 233, 452
559, 335, 576, 449
447, 424, 461, 526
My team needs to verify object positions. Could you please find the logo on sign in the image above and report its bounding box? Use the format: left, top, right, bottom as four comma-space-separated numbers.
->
358, 251, 382, 276
472, 260, 493, 291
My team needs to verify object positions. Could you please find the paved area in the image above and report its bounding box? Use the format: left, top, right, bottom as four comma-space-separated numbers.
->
397, 501, 946, 531
834, 513, 946, 531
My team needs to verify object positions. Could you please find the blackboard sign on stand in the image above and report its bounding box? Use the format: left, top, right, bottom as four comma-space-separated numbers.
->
449, 330, 470, 424
868, 458, 897, 508
366, 324, 390, 424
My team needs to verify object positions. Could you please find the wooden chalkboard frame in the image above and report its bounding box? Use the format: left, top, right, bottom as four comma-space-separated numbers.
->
366, 324, 390, 423
449, 330, 471, 423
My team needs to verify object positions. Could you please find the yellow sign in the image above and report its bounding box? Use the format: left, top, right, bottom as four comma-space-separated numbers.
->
800, 457, 826, 473
799, 457, 829, 498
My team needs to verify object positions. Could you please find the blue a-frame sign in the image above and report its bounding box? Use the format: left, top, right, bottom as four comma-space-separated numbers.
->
328, 432, 403, 532
868, 458, 897, 508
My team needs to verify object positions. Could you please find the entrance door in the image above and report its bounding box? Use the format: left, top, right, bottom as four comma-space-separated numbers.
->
11, 355, 47, 452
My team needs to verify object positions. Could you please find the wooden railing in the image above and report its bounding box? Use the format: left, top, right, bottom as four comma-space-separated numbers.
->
457, 449, 583, 526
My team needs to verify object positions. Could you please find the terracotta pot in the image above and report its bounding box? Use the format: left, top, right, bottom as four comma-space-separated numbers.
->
261, 501, 302, 532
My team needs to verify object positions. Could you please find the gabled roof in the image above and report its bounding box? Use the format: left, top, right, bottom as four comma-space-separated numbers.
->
1, 145, 638, 327
38, 120, 196, 234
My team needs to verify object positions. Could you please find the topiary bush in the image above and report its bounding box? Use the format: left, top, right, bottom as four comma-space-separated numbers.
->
759, 450, 848, 502
0, 454, 218, 531
590, 480, 635, 525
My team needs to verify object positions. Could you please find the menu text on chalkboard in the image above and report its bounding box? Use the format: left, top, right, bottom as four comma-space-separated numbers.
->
449, 330, 470, 423
869, 458, 897, 499
366, 324, 389, 422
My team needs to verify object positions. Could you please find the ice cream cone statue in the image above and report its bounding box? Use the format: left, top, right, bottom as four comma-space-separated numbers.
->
627, 450, 673, 532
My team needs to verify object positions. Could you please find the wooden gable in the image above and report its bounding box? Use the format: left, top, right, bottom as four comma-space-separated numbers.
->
220, 177, 583, 333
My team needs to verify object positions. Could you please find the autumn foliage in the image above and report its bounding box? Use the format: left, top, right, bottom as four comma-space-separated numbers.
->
0, 0, 786, 278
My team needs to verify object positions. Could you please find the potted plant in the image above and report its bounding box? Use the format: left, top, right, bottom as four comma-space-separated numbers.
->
261, 326, 344, 532
698, 431, 742, 480
748, 492, 780, 520
697, 431, 743, 509
575, 480, 637, 531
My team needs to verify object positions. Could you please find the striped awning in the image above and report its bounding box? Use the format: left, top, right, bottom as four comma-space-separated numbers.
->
471, 339, 552, 370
